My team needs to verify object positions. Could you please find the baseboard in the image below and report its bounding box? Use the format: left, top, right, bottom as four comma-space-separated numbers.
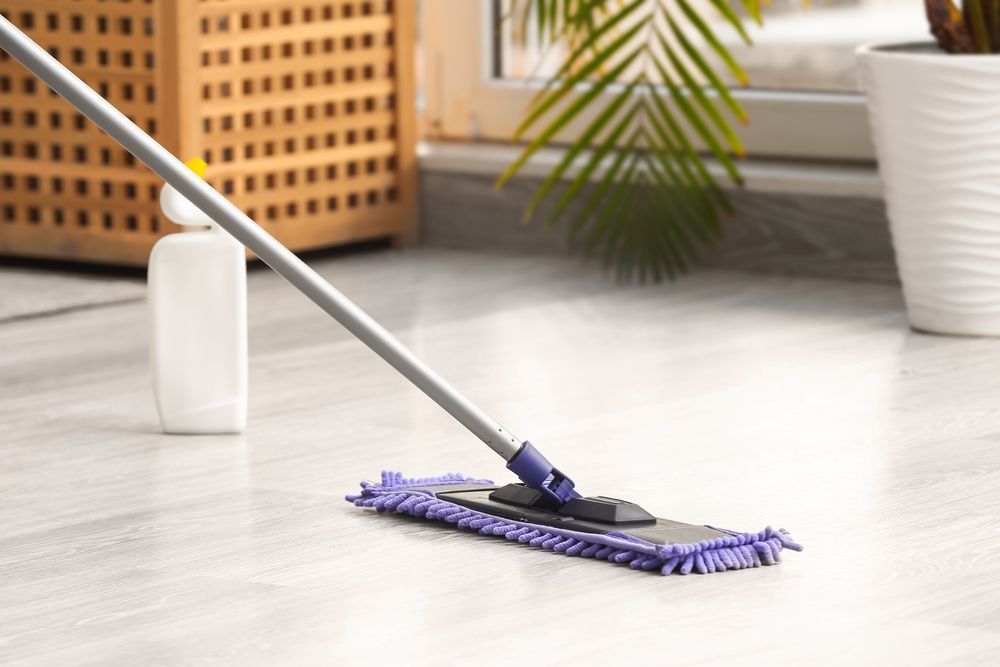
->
419, 169, 896, 284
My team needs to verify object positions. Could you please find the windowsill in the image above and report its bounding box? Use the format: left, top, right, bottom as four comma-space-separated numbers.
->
418, 141, 883, 200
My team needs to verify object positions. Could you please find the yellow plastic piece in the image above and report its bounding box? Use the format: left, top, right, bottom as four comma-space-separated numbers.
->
184, 157, 207, 178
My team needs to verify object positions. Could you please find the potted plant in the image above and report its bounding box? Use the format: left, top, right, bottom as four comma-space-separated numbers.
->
859, 2, 1000, 336
496, 1, 763, 282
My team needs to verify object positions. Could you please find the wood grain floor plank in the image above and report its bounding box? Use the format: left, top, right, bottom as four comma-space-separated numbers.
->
1, 248, 999, 665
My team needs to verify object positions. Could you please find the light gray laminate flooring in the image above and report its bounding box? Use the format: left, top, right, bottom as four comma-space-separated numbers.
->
2, 248, 999, 665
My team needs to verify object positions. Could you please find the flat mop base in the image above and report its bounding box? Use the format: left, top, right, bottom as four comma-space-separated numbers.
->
347, 472, 802, 576
441, 483, 728, 545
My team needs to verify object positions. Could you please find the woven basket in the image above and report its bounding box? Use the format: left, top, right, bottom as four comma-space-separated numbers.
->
0, 0, 417, 266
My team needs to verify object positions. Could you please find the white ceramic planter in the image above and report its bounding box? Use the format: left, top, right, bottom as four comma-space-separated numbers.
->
858, 43, 1000, 336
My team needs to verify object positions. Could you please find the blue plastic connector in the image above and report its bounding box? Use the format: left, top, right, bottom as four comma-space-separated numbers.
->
505, 441, 581, 506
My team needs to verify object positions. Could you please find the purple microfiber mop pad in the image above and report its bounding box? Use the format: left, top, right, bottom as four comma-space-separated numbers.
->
346, 471, 802, 576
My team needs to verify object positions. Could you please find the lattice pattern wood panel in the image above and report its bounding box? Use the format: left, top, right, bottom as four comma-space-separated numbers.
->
0, 0, 416, 266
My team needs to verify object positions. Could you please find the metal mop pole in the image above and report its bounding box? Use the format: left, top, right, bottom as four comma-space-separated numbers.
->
0, 16, 578, 503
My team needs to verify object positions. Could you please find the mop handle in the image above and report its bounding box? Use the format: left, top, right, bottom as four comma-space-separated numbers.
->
0, 15, 525, 461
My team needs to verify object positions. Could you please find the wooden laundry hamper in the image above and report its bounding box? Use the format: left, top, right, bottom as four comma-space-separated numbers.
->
0, 0, 417, 266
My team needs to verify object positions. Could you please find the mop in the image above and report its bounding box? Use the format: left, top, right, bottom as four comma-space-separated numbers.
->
0, 17, 800, 576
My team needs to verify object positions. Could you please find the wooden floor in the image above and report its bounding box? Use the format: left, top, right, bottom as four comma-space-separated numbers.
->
2, 248, 999, 665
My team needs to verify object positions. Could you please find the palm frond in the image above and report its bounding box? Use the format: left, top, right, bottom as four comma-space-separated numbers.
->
497, 0, 761, 281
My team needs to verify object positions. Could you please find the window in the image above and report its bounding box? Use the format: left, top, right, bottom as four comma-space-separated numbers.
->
497, 0, 926, 94
421, 0, 922, 161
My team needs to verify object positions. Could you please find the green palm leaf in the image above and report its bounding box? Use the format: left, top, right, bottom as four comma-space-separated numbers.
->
498, 0, 761, 281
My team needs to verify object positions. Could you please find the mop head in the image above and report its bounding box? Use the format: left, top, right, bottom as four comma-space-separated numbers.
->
347, 471, 802, 576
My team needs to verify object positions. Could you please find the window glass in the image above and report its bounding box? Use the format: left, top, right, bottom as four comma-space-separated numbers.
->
497, 0, 928, 93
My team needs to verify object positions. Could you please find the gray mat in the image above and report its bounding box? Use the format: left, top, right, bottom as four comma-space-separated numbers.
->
0, 266, 145, 322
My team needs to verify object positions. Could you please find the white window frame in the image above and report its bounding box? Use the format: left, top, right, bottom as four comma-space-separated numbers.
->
421, 0, 876, 163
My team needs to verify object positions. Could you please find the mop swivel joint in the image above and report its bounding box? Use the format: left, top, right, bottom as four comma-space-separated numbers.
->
505, 441, 581, 506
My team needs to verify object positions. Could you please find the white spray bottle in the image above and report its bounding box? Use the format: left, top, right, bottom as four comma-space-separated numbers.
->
148, 157, 248, 434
